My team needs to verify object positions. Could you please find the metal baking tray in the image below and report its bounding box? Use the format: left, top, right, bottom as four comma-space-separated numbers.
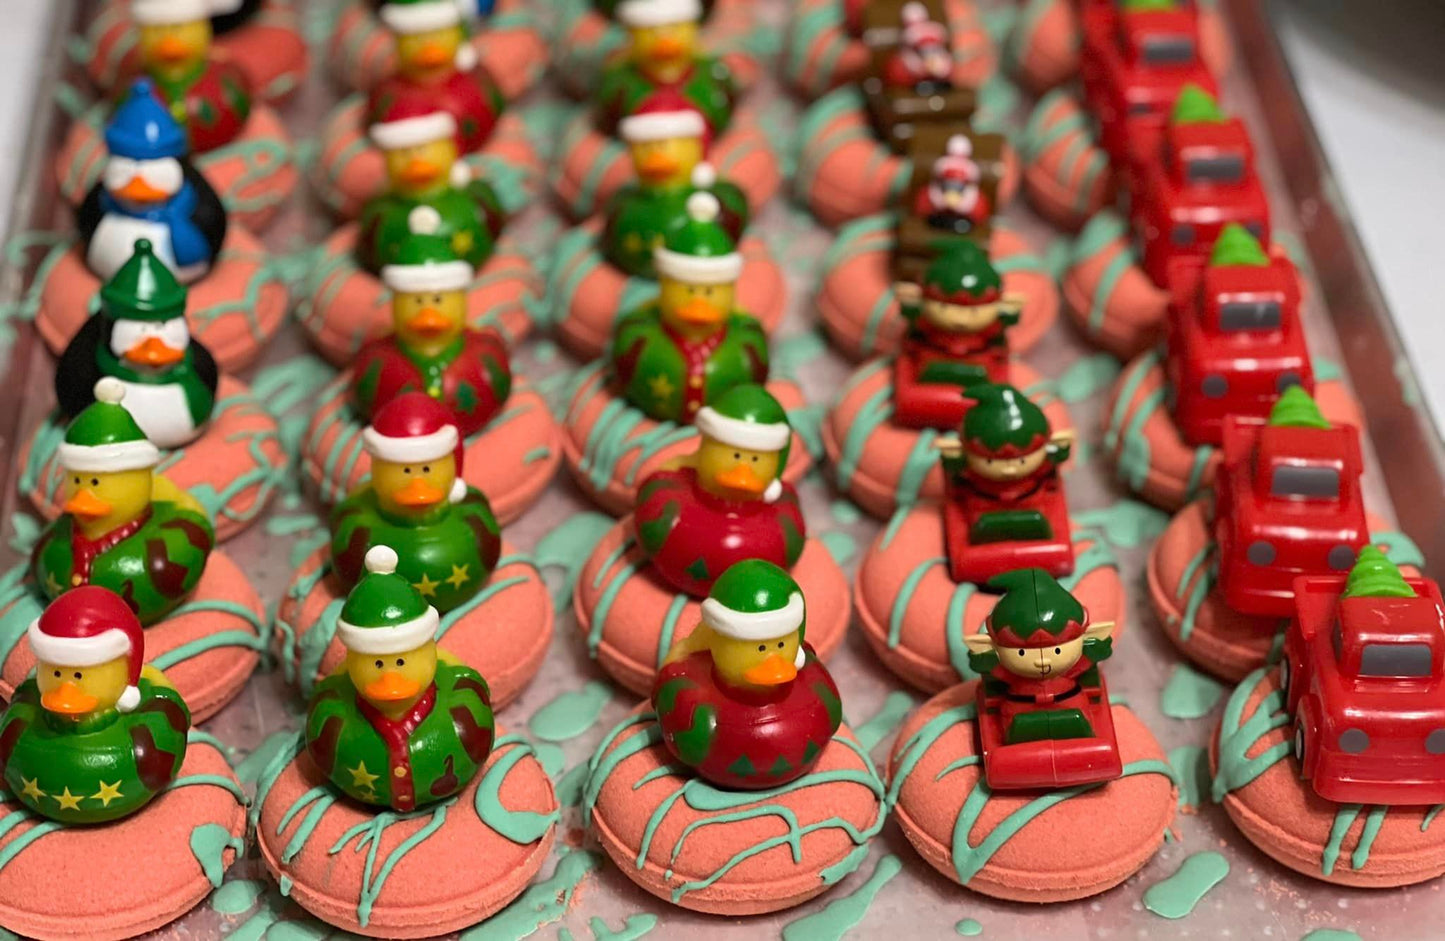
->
1, 0, 1442, 937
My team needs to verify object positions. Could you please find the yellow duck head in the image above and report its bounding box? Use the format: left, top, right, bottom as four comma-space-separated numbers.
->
666, 560, 807, 692
58, 379, 162, 541
381, 206, 476, 358
689, 384, 792, 503
619, 104, 708, 189
375, 119, 462, 197
369, 454, 459, 518
619, 0, 703, 85
654, 192, 741, 340
28, 585, 148, 719
338, 546, 443, 719
362, 391, 470, 518
134, 0, 214, 83
380, 1, 473, 80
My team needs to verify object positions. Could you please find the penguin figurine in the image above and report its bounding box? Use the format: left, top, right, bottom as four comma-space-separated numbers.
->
55, 239, 218, 450
77, 79, 227, 285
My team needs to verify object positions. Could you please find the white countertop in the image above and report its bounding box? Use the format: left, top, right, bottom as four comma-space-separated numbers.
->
2, 0, 1442, 429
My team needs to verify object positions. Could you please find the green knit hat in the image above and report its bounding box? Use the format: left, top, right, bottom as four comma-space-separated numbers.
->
58, 378, 161, 473
337, 546, 440, 655
100, 239, 187, 323
381, 206, 475, 295
1268, 385, 1330, 430
1342, 546, 1416, 599
701, 560, 807, 667
921, 241, 1004, 305
1171, 84, 1225, 125
654, 192, 743, 285
695, 384, 792, 497
985, 568, 1088, 646
1209, 223, 1269, 268
961, 383, 1051, 457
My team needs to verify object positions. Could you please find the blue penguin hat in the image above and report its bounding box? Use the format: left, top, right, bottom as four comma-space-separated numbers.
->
104, 80, 188, 161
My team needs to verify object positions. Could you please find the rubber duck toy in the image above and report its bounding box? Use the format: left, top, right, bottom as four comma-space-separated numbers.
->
633, 384, 804, 597
603, 92, 748, 279
369, 0, 504, 155
912, 133, 992, 236
609, 192, 768, 423
651, 560, 842, 789
892, 242, 1021, 430
131, 0, 252, 153
0, 586, 189, 824
881, 2, 954, 93
55, 239, 219, 450
330, 393, 502, 613
350, 207, 511, 434
31, 379, 214, 626
305, 545, 495, 811
597, 0, 736, 137
77, 80, 227, 284
359, 103, 504, 273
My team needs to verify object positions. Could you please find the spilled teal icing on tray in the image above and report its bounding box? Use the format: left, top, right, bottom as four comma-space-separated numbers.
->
529, 681, 612, 742
1160, 663, 1225, 719
781, 854, 902, 941
1143, 851, 1229, 918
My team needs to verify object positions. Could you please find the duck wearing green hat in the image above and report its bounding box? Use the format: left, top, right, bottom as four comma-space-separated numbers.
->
55, 238, 218, 450
609, 191, 768, 423
305, 545, 495, 811
31, 379, 214, 626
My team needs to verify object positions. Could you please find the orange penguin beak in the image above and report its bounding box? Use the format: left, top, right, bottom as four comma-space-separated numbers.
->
713, 462, 767, 495
742, 654, 797, 687
63, 489, 113, 520
42, 681, 100, 716
155, 34, 193, 64
125, 335, 185, 366
364, 671, 422, 702
674, 297, 723, 326
393, 477, 446, 508
116, 176, 169, 203
406, 307, 453, 337
399, 157, 441, 186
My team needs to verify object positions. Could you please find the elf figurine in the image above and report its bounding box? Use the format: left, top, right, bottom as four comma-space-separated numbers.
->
330, 393, 502, 614
912, 134, 992, 236
610, 192, 768, 423
359, 101, 504, 273
369, 0, 504, 155
603, 93, 748, 279
56, 239, 219, 450
0, 586, 189, 824
305, 545, 495, 811
596, 0, 736, 137
881, 2, 954, 93
31, 379, 214, 626
633, 384, 804, 597
937, 383, 1075, 583
131, 0, 252, 153
892, 243, 1021, 430
350, 207, 511, 435
78, 80, 227, 284
962, 568, 1121, 789
652, 560, 842, 789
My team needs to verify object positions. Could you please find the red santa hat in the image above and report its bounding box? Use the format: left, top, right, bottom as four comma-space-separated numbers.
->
901, 1, 948, 48
362, 392, 469, 504
619, 90, 710, 147
28, 586, 145, 713
931, 134, 980, 185
369, 95, 459, 152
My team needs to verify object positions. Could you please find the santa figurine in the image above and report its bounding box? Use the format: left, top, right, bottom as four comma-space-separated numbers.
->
913, 133, 991, 235
881, 2, 953, 93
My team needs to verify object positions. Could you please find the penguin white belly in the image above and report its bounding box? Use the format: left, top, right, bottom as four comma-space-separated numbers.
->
114, 380, 199, 449
88, 214, 178, 282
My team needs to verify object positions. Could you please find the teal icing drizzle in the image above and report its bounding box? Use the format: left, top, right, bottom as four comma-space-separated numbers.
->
1301, 931, 1363, 941
1168, 746, 1210, 811
529, 682, 612, 742
582, 712, 887, 903
820, 531, 858, 565
1160, 663, 1225, 719
190, 822, 247, 888
533, 742, 565, 778
852, 691, 918, 752
1423, 804, 1444, 832
1142, 851, 1229, 918
1057, 353, 1123, 403
458, 849, 600, 941
556, 764, 589, 808
1321, 804, 1387, 877
336, 800, 453, 927
1211, 667, 1291, 801
209, 877, 265, 915
955, 918, 983, 936
559, 914, 660, 941
1072, 500, 1169, 549
781, 854, 902, 941
830, 500, 863, 526
533, 512, 615, 609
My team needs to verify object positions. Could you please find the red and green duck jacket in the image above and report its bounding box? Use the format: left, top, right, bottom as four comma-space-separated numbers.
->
350, 328, 512, 437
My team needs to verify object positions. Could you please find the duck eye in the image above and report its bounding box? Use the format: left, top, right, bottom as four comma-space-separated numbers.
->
403, 467, 412, 474
777, 641, 785, 648
374, 659, 384, 669
422, 465, 430, 474
1055, 648, 1061, 654
734, 452, 741, 460
91, 478, 99, 487
73, 477, 80, 485
1017, 649, 1026, 657
53, 670, 61, 678
752, 455, 759, 463
395, 658, 405, 667
73, 672, 82, 680
433, 295, 442, 304
757, 644, 766, 652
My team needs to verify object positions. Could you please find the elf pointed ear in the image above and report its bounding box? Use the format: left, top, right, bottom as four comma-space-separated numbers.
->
963, 632, 995, 655
1083, 620, 1115, 642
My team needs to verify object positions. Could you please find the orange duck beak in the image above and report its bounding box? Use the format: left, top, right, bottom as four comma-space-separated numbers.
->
155, 34, 194, 64
411, 41, 452, 69
637, 152, 680, 183
364, 671, 422, 703
392, 477, 446, 508
125, 335, 185, 367
42, 681, 100, 716
406, 307, 453, 337
399, 157, 442, 187
649, 35, 687, 62
743, 654, 797, 687
713, 462, 767, 496
673, 297, 723, 326
63, 489, 113, 521
115, 176, 169, 203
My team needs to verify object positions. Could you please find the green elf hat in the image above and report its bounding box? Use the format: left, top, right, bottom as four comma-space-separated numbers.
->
58, 378, 161, 473
985, 568, 1088, 646
960, 383, 1051, 458
701, 559, 807, 669
1209, 223, 1269, 268
1341, 545, 1416, 600
1171, 83, 1226, 125
654, 192, 743, 285
379, 0, 464, 34
695, 383, 792, 501
617, 0, 703, 27
381, 206, 475, 295
100, 239, 187, 323
921, 241, 1004, 306
336, 546, 440, 655
1267, 385, 1330, 430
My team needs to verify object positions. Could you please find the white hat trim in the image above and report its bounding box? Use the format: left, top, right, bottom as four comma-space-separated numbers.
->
620, 109, 706, 142
654, 246, 743, 284
702, 591, 805, 641
448, 479, 468, 504
379, 1, 463, 33
695, 407, 790, 452
382, 259, 474, 294
617, 0, 702, 27
27, 621, 132, 668
362, 425, 458, 463
370, 112, 458, 150
57, 439, 161, 474
338, 608, 440, 655
134, 0, 211, 24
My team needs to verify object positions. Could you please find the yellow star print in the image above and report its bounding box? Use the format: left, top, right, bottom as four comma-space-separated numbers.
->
90, 780, 124, 807
648, 373, 676, 404
451, 230, 475, 257
446, 564, 471, 589
623, 232, 645, 255
413, 572, 441, 597
53, 787, 83, 812
348, 762, 380, 791
20, 777, 45, 802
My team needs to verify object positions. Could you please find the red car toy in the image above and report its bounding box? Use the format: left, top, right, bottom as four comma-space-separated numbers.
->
943, 473, 1074, 584
973, 676, 1123, 789
1164, 225, 1310, 446
1283, 554, 1445, 805
1214, 389, 1369, 618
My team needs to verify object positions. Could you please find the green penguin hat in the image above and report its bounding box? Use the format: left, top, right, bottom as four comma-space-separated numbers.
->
701, 559, 807, 668
100, 238, 188, 325
694, 383, 792, 501
336, 545, 440, 655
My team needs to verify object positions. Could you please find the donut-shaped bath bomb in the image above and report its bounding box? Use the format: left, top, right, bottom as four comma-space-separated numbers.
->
1019, 89, 1112, 231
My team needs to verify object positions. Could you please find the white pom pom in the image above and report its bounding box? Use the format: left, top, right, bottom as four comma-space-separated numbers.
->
902, 1, 927, 24
763, 478, 784, 504
690, 161, 717, 189
364, 545, 400, 575
686, 191, 721, 225
793, 647, 807, 670
408, 205, 443, 237
94, 377, 127, 405
947, 134, 972, 158
117, 685, 141, 713
449, 161, 473, 189
449, 479, 468, 504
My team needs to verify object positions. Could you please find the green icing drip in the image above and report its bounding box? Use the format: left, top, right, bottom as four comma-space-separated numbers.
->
1211, 667, 1291, 801
1300, 932, 1363, 941
852, 691, 917, 752
955, 918, 984, 936
1102, 348, 1169, 491
1142, 851, 1229, 918
565, 914, 659, 941
821, 531, 857, 565
459, 849, 600, 940
334, 801, 453, 927
1073, 500, 1169, 549
189, 822, 246, 888
1321, 804, 1387, 876
1168, 745, 1210, 811
1160, 663, 1225, 719
781, 854, 902, 941
557, 764, 589, 808
533, 742, 565, 778
534, 512, 614, 609
528, 681, 612, 742
209, 878, 265, 915
1057, 353, 1122, 403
